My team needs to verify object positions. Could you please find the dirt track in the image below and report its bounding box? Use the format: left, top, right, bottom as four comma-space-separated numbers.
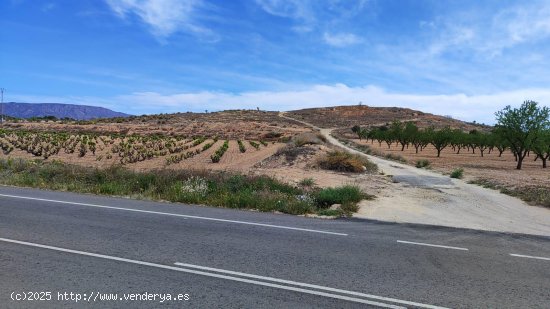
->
280, 113, 550, 237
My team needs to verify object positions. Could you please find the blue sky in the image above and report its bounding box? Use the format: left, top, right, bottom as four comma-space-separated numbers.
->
2, 0, 550, 124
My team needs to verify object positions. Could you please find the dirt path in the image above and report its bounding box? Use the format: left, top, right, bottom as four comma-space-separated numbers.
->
279, 113, 550, 237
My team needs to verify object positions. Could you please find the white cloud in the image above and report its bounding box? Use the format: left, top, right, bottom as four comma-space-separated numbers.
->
427, 26, 475, 55
489, 3, 550, 51
323, 32, 361, 47
105, 0, 215, 40
426, 1, 550, 57
255, 0, 313, 21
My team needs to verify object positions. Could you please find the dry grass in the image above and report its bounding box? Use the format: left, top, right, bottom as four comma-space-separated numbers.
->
292, 132, 326, 146
317, 150, 378, 173
469, 178, 550, 208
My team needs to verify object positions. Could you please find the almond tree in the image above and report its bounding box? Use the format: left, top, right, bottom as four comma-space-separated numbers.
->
495, 100, 550, 169
533, 130, 550, 168
430, 127, 452, 157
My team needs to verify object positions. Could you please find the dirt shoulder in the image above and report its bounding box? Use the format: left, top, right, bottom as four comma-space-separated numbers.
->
280, 113, 550, 237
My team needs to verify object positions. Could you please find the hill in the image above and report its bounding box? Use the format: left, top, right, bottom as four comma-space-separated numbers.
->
287, 105, 487, 131
2, 102, 130, 120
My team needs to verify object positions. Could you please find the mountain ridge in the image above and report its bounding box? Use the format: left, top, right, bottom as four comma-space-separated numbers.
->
1, 102, 130, 120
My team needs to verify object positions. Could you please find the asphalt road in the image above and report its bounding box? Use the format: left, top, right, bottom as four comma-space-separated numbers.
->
1, 186, 549, 308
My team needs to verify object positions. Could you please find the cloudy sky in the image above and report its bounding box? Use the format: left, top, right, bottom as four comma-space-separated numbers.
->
2, 0, 550, 124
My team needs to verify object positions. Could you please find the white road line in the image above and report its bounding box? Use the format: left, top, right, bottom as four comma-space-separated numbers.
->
174, 262, 449, 309
510, 254, 550, 261
0, 193, 347, 236
396, 240, 469, 251
0, 237, 404, 308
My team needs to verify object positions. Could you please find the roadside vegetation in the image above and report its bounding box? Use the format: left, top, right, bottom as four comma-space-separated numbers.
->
0, 158, 370, 216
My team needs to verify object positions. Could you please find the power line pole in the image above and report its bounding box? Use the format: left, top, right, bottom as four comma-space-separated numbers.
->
0, 88, 4, 124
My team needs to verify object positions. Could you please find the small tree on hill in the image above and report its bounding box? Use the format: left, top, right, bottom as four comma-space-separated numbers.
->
495, 100, 550, 169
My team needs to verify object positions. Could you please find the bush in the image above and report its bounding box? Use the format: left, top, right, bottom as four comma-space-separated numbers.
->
450, 168, 464, 179
317, 151, 377, 173
314, 185, 365, 208
275, 144, 315, 162
298, 177, 316, 187
264, 132, 282, 139
384, 153, 407, 163
415, 159, 430, 168
292, 133, 325, 147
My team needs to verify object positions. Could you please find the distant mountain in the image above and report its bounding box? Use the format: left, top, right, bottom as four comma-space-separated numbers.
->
1, 103, 130, 120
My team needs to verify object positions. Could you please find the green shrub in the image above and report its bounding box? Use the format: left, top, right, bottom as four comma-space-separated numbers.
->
298, 177, 316, 187
450, 168, 464, 179
340, 202, 360, 214
415, 159, 430, 168
314, 185, 365, 208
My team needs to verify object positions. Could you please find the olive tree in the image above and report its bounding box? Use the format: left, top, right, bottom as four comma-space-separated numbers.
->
495, 100, 550, 169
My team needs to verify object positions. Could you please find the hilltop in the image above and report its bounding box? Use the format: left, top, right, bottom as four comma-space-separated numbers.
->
287, 105, 487, 130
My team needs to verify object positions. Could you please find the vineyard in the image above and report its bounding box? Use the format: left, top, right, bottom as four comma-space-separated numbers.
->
0, 129, 280, 170
4, 109, 311, 141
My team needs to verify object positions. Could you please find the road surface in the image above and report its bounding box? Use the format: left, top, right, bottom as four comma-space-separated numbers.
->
1, 186, 549, 308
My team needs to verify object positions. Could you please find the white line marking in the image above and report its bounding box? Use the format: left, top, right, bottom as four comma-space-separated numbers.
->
0, 237, 405, 308
396, 240, 469, 251
510, 254, 550, 261
174, 262, 449, 309
0, 193, 347, 236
